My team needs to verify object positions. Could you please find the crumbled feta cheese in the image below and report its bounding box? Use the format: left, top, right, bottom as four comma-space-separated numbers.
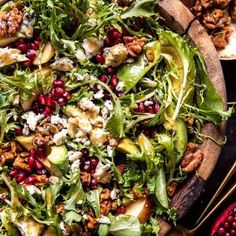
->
77, 200, 83, 205
84, 140, 91, 146
70, 159, 81, 171
109, 138, 118, 146
80, 97, 96, 111
94, 161, 111, 178
68, 151, 82, 163
21, 111, 44, 131
59, 221, 69, 236
104, 100, 113, 111
50, 57, 73, 71
82, 38, 103, 57
74, 72, 86, 81
110, 188, 119, 200
96, 216, 111, 224
25, 185, 41, 195
90, 128, 108, 145
104, 44, 128, 67
75, 49, 87, 62
53, 129, 68, 145
144, 100, 154, 106
116, 81, 125, 92
82, 214, 88, 220
107, 145, 113, 157
22, 124, 30, 136
49, 176, 60, 184
94, 89, 104, 99
101, 107, 109, 119
88, 18, 97, 27
51, 115, 67, 125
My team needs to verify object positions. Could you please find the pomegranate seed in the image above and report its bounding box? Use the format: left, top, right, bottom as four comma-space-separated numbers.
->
224, 222, 230, 230
43, 106, 53, 116
37, 169, 47, 175
225, 233, 230, 236
148, 106, 155, 114
45, 95, 55, 107
230, 230, 236, 236
91, 177, 98, 189
111, 39, 121, 46
110, 31, 122, 40
35, 160, 44, 170
28, 156, 36, 168
57, 97, 67, 106
34, 39, 41, 47
83, 163, 91, 172
218, 227, 225, 235
104, 36, 112, 47
15, 39, 25, 47
111, 75, 119, 87
232, 222, 236, 229
16, 171, 26, 183
91, 158, 99, 168
83, 185, 90, 192
107, 27, 117, 37
14, 128, 22, 135
91, 169, 95, 174
53, 79, 65, 88
23, 59, 32, 67
52, 87, 65, 97
30, 43, 39, 51
100, 74, 108, 83
37, 147, 45, 159
117, 163, 126, 173
122, 27, 129, 36
9, 169, 18, 178
227, 216, 233, 223
27, 49, 36, 61
18, 43, 29, 53
117, 205, 126, 214
29, 149, 37, 158
106, 67, 114, 74
38, 94, 46, 105
81, 148, 89, 156
109, 83, 115, 91
63, 91, 71, 101
95, 54, 105, 64
154, 103, 160, 113
24, 176, 37, 185
137, 102, 145, 113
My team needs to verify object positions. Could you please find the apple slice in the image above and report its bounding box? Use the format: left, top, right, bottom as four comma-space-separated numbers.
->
33, 42, 55, 66
125, 197, 153, 223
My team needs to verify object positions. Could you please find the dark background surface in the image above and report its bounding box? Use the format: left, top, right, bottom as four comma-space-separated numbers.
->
180, 60, 236, 235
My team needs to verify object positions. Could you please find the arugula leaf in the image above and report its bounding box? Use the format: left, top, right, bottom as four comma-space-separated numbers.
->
87, 189, 101, 217
63, 211, 82, 224
106, 99, 125, 138
98, 224, 110, 236
194, 51, 233, 123
121, 0, 157, 19
109, 215, 141, 236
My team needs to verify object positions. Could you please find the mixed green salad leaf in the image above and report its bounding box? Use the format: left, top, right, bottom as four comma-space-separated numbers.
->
0, 0, 233, 235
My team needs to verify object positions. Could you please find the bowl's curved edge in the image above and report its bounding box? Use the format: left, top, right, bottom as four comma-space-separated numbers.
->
157, 0, 227, 234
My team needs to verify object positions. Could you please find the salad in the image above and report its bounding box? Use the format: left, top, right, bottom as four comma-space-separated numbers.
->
0, 0, 233, 235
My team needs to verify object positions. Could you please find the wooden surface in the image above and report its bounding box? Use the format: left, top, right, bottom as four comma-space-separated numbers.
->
157, 0, 227, 234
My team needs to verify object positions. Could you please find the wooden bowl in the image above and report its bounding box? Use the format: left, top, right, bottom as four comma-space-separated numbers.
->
157, 0, 227, 234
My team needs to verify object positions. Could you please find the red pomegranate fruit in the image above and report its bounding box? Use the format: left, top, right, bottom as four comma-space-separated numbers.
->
210, 202, 236, 236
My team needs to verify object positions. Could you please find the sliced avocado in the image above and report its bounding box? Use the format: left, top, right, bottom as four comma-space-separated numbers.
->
41, 158, 62, 177
15, 135, 34, 151
14, 216, 44, 236
117, 138, 140, 156
47, 145, 69, 175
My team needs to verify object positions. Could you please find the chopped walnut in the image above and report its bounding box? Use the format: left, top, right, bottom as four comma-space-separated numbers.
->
167, 181, 178, 197
86, 214, 98, 230
131, 183, 148, 199
34, 175, 49, 186
80, 172, 91, 185
186, 118, 195, 126
211, 26, 233, 48
203, 9, 231, 29
96, 171, 112, 184
181, 143, 204, 173
33, 133, 52, 146
13, 156, 31, 173
100, 200, 112, 216
0, 141, 23, 166
0, 8, 23, 39
123, 36, 148, 58
100, 189, 111, 200
230, 0, 236, 20
55, 204, 65, 214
